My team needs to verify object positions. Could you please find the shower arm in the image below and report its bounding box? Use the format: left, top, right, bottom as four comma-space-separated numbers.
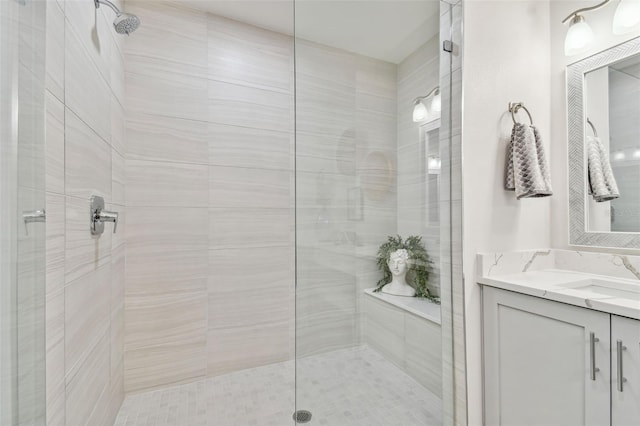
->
94, 0, 123, 16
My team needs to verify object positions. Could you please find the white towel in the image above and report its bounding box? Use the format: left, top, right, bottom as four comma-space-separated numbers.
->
505, 123, 553, 199
587, 136, 619, 202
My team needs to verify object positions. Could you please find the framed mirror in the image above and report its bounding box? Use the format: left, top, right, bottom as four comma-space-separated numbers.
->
568, 36, 640, 248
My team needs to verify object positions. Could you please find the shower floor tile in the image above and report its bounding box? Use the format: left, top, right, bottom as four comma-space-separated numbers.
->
114, 345, 442, 426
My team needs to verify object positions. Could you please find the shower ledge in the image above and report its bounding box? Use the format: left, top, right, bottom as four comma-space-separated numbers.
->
364, 288, 441, 324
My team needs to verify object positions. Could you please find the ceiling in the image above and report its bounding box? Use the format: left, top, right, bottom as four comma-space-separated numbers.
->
176, 0, 440, 64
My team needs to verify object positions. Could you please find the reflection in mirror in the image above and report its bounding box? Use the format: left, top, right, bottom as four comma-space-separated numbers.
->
585, 53, 640, 233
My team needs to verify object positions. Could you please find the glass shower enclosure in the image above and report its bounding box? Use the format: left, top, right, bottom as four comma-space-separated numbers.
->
294, 1, 457, 424
0, 0, 47, 424
0, 0, 460, 424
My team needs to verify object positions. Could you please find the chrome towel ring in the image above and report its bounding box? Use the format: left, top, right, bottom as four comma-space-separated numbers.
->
587, 117, 599, 137
508, 102, 533, 125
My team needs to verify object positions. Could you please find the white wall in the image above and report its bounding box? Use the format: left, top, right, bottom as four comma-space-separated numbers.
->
462, 1, 552, 424
550, 0, 640, 254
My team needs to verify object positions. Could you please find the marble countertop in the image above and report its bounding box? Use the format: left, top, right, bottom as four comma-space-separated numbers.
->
364, 288, 441, 325
477, 250, 640, 320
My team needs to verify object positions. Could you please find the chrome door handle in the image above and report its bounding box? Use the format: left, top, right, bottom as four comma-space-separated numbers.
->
22, 209, 46, 235
90, 195, 118, 235
617, 339, 627, 392
590, 332, 600, 381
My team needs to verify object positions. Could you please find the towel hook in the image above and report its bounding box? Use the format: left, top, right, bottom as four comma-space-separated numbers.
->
509, 102, 533, 125
587, 117, 598, 137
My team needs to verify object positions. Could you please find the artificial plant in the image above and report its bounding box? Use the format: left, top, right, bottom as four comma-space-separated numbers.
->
374, 235, 439, 303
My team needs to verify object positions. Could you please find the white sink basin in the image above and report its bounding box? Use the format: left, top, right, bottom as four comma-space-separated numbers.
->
555, 278, 640, 300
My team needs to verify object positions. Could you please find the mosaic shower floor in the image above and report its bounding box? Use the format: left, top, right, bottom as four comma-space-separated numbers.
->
114, 345, 442, 426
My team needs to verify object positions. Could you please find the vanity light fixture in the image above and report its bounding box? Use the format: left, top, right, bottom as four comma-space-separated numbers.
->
613, 151, 626, 161
412, 86, 441, 122
613, 0, 640, 34
562, 0, 610, 56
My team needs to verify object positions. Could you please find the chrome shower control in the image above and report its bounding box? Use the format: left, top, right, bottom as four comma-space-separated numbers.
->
22, 209, 46, 235
90, 195, 119, 235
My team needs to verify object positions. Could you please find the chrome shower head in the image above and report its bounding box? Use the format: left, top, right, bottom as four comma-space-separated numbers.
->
113, 13, 140, 35
94, 0, 140, 35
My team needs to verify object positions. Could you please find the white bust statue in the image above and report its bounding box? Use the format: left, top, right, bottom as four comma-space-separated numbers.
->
381, 249, 416, 297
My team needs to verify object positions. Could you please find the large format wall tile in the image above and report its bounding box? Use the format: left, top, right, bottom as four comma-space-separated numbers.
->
208, 246, 293, 329
64, 263, 111, 376
209, 166, 291, 209
65, 109, 112, 200
124, 338, 207, 392
208, 123, 292, 171
126, 71, 208, 122
45, 289, 65, 426
209, 208, 293, 249
126, 160, 208, 207
208, 80, 292, 131
65, 332, 110, 426
45, 93, 64, 195
44, 0, 126, 423
126, 248, 207, 294
111, 96, 126, 156
125, 1, 208, 80
45, 193, 65, 295
208, 14, 292, 93
125, 289, 206, 352
64, 196, 112, 284
126, 207, 208, 253
127, 112, 208, 164
207, 321, 291, 377
65, 24, 111, 142
65, 0, 114, 85
45, 2, 64, 102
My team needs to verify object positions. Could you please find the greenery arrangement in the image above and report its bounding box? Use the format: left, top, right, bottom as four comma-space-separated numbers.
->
374, 235, 439, 303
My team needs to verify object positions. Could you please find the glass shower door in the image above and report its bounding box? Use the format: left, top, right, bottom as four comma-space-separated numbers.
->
0, 0, 47, 423
294, 1, 453, 424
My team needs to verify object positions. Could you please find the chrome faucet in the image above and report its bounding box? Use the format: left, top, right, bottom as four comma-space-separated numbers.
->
90, 195, 119, 235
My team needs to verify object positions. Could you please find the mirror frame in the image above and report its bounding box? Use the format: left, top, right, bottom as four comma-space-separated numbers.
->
567, 36, 640, 248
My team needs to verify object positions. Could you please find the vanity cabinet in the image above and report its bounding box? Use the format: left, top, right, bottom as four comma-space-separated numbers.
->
612, 316, 640, 426
482, 287, 612, 426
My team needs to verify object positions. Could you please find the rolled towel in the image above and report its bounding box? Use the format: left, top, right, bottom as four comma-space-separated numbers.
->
587, 135, 619, 202
505, 123, 553, 199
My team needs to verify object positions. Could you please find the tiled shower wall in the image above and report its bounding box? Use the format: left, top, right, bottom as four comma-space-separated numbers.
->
45, 0, 126, 425
123, 1, 401, 391
123, 2, 295, 392
397, 36, 441, 297
296, 40, 398, 358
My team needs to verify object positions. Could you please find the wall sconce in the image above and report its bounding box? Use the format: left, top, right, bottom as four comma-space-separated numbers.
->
613, 0, 640, 34
427, 155, 441, 174
412, 86, 441, 122
563, 0, 640, 56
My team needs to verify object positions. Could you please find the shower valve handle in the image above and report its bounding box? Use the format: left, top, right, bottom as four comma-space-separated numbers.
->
95, 209, 119, 233
90, 195, 119, 235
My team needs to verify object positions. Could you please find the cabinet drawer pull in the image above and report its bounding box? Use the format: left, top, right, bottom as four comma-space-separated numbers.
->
617, 339, 627, 392
590, 332, 600, 381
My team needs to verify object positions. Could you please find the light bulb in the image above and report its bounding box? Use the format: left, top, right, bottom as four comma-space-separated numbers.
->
565, 15, 594, 56
613, 0, 640, 34
633, 149, 640, 158
614, 151, 626, 161
430, 92, 442, 113
413, 100, 428, 122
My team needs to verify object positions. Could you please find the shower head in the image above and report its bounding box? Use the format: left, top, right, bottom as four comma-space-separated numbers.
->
94, 0, 140, 35
113, 13, 140, 35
